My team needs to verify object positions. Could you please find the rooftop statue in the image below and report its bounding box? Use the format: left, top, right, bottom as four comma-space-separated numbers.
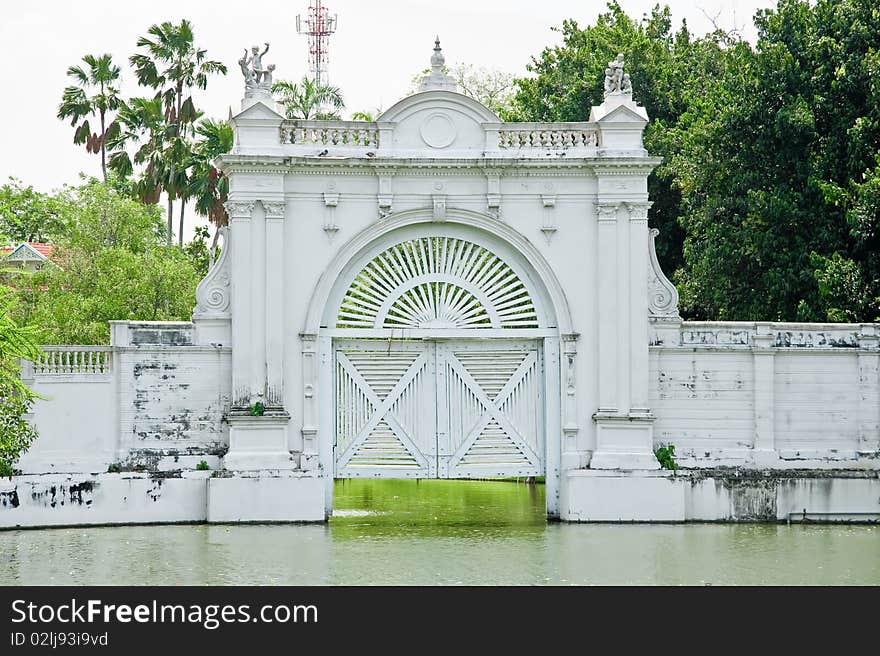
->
604, 54, 633, 97
240, 43, 274, 98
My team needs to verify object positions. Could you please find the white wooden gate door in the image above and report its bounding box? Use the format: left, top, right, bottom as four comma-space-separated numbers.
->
335, 339, 544, 479
439, 340, 544, 478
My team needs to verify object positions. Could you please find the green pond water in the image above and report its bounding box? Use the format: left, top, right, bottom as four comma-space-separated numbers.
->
1, 479, 878, 585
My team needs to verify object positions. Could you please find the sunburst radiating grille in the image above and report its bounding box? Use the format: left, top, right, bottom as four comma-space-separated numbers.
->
337, 236, 539, 329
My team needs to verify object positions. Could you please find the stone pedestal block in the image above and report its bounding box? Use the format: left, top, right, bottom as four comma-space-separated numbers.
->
223, 412, 298, 471
590, 413, 659, 470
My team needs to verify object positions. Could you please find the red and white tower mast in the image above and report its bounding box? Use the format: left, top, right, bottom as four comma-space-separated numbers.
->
296, 0, 338, 87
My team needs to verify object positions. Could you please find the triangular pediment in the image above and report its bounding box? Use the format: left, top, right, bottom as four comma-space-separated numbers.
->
232, 99, 284, 122
4, 243, 47, 262
589, 99, 649, 124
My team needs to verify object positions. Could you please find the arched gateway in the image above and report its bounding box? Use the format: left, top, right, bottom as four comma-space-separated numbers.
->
192, 39, 666, 519
321, 221, 560, 482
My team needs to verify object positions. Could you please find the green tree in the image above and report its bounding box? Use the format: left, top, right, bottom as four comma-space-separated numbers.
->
450, 63, 516, 117
509, 1, 729, 279
187, 118, 233, 241
0, 179, 71, 243
0, 285, 41, 477
671, 0, 880, 321
107, 96, 168, 207
57, 54, 123, 182
273, 77, 345, 120
21, 180, 203, 344
129, 19, 226, 245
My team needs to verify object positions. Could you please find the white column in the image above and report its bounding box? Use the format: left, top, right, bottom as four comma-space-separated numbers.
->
858, 324, 880, 456
544, 336, 562, 519
300, 332, 319, 470
226, 200, 255, 407
627, 202, 651, 413
751, 323, 778, 464
596, 202, 619, 413
263, 200, 285, 407
591, 196, 657, 470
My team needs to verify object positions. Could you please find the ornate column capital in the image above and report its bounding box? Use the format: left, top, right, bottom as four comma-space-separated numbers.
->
262, 200, 286, 220
625, 201, 652, 221
596, 202, 620, 222
225, 200, 256, 221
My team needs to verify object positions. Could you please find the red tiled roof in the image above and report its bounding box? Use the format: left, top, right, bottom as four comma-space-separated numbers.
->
27, 242, 54, 258
1, 242, 55, 261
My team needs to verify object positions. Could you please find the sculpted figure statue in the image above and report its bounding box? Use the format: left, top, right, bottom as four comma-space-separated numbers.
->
603, 54, 631, 96
239, 50, 257, 89
249, 43, 270, 83
240, 42, 274, 97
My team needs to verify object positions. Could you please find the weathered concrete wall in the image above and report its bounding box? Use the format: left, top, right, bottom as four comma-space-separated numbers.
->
115, 331, 232, 464
566, 469, 880, 522
19, 322, 231, 476
18, 377, 115, 474
0, 473, 208, 528
0, 472, 324, 529
649, 321, 880, 466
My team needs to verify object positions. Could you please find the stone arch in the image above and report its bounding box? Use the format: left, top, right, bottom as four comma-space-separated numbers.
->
305, 208, 573, 335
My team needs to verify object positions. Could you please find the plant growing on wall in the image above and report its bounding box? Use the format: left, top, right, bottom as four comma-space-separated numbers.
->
248, 401, 265, 417
655, 443, 679, 471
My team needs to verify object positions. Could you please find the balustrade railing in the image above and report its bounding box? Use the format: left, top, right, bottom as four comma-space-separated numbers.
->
280, 121, 380, 148
497, 123, 599, 150
33, 346, 113, 375
279, 119, 601, 153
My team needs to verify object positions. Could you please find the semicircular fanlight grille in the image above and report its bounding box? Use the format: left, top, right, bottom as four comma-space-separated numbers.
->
337, 236, 539, 329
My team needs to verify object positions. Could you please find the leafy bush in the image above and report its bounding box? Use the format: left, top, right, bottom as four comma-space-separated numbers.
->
655, 443, 679, 470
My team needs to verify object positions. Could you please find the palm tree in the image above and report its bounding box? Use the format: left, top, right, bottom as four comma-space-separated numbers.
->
351, 109, 382, 122
273, 77, 345, 120
129, 19, 226, 245
187, 119, 233, 256
57, 54, 122, 182
106, 97, 169, 210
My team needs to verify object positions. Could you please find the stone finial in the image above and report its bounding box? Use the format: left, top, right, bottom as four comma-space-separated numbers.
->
603, 53, 633, 97
419, 37, 458, 92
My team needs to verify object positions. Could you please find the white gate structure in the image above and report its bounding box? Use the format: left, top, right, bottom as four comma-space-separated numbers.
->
189, 39, 664, 518
9, 38, 880, 527
334, 339, 544, 479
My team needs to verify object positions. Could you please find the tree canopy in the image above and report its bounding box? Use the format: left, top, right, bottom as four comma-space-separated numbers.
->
510, 0, 880, 322
7, 180, 206, 345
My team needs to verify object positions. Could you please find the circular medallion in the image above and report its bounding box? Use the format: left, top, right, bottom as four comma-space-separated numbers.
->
420, 113, 457, 148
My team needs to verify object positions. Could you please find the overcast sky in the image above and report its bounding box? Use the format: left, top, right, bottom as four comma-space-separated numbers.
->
1, 0, 775, 201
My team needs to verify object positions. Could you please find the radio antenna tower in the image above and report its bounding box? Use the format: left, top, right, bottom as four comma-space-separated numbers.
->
296, 1, 338, 87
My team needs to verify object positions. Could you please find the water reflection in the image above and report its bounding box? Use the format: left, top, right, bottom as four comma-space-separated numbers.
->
0, 480, 877, 585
